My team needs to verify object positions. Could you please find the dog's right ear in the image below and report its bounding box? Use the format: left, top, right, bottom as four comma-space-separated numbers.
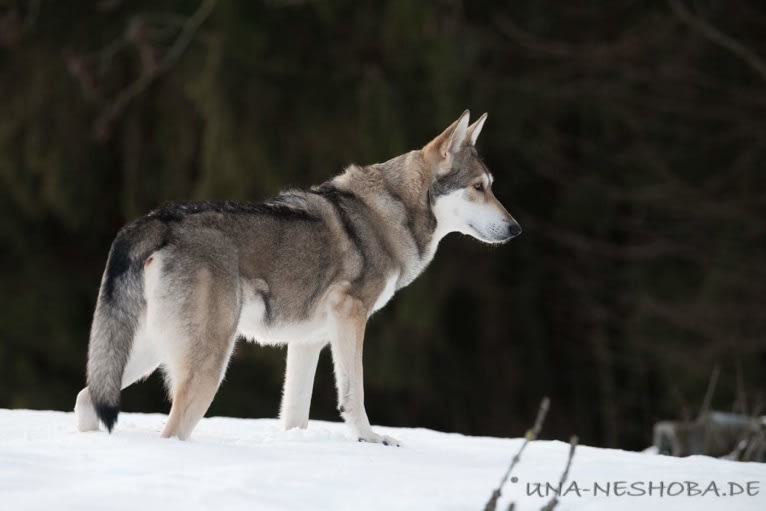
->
422, 110, 470, 176
465, 112, 487, 146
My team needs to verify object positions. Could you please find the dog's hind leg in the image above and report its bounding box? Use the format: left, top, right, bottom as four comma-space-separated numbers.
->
160, 325, 237, 440
159, 265, 239, 441
120, 316, 160, 390
280, 342, 323, 430
160, 342, 234, 440
74, 387, 100, 431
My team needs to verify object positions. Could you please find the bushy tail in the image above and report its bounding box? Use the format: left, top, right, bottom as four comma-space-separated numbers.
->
87, 220, 165, 432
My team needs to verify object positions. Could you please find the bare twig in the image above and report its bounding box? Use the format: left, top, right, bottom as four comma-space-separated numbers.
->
671, 386, 692, 422
734, 360, 748, 416
25, 0, 40, 28
484, 397, 550, 511
157, 0, 217, 73
698, 365, 720, 419
668, 0, 766, 84
94, 0, 218, 138
541, 436, 579, 511
495, 14, 672, 63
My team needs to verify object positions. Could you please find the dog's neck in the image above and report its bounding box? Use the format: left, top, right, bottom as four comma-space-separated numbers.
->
373, 151, 461, 276
332, 151, 442, 289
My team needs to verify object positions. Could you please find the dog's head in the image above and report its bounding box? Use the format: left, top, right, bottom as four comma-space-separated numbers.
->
423, 110, 521, 244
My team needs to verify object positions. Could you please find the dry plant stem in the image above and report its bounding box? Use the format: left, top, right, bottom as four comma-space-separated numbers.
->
483, 397, 550, 511
698, 365, 720, 419
25, 0, 41, 28
541, 436, 579, 511
735, 360, 748, 415
95, 0, 218, 137
668, 0, 766, 84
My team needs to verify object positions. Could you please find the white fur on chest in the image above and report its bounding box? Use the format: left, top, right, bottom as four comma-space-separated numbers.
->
370, 271, 400, 316
396, 233, 443, 289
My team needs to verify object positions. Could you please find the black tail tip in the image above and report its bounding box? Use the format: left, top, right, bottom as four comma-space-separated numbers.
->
94, 404, 119, 433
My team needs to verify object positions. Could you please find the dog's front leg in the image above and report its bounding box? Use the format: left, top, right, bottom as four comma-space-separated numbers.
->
328, 288, 400, 447
280, 342, 323, 430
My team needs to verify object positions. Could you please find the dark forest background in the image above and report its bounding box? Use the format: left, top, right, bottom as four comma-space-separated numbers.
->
1, 0, 765, 451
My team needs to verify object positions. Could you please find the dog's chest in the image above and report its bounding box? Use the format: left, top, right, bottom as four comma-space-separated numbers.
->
370, 271, 399, 315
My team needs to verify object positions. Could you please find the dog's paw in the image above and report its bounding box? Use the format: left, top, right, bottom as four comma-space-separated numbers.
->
74, 388, 100, 432
358, 432, 402, 447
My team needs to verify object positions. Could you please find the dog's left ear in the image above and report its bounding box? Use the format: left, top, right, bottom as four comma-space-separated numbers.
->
423, 110, 470, 175
465, 112, 487, 146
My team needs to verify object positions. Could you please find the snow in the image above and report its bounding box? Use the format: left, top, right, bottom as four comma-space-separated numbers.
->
1, 409, 764, 511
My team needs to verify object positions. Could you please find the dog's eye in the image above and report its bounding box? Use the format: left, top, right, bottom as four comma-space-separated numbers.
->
473, 183, 484, 192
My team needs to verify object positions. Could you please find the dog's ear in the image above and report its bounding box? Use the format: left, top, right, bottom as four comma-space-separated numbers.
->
423, 110, 470, 167
465, 112, 487, 146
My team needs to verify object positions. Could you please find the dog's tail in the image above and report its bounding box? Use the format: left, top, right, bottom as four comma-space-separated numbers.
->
87, 219, 166, 432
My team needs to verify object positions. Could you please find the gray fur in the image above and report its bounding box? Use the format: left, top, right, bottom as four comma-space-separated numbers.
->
78, 110, 521, 442
431, 147, 491, 199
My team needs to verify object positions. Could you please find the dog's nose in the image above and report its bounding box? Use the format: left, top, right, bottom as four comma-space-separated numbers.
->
508, 222, 522, 238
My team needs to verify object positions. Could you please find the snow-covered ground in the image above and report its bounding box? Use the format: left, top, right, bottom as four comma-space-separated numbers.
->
0, 409, 764, 510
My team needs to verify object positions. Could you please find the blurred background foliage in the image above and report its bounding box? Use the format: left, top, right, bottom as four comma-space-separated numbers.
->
1, 0, 765, 450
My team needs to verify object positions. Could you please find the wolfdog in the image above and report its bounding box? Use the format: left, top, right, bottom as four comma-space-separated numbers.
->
74, 110, 521, 444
